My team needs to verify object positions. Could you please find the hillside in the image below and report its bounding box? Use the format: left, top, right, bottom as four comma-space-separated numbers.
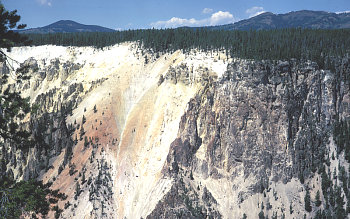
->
207, 10, 350, 30
1, 42, 350, 218
19, 20, 115, 34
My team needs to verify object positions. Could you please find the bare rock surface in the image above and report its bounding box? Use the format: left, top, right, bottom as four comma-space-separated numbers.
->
1, 44, 350, 218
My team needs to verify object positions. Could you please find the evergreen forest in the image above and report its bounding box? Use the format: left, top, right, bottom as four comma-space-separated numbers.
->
25, 28, 350, 69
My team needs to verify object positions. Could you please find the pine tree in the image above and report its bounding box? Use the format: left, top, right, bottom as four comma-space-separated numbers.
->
82, 171, 86, 184
335, 186, 345, 218
0, 4, 66, 218
258, 210, 265, 219
0, 5, 28, 59
329, 186, 335, 207
315, 190, 322, 207
84, 136, 88, 148
74, 182, 81, 200
80, 126, 85, 140
321, 169, 330, 194
0, 3, 32, 149
0, 176, 66, 218
304, 190, 312, 212
346, 193, 350, 213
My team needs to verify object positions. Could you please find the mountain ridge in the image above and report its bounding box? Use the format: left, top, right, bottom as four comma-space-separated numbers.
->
20, 10, 350, 34
19, 20, 115, 33
195, 10, 350, 30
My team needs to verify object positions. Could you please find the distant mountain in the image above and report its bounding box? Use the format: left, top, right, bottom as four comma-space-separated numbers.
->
19, 10, 350, 34
205, 10, 350, 30
19, 20, 115, 34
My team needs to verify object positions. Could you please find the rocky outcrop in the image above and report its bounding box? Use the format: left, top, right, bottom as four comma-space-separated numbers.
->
150, 58, 350, 218
1, 44, 350, 219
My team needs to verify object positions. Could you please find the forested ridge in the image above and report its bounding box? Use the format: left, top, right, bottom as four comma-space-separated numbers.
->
25, 28, 350, 65
24, 28, 350, 91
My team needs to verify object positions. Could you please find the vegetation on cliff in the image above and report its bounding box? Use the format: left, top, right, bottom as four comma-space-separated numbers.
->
25, 28, 350, 65
23, 28, 350, 93
0, 3, 67, 218
1, 3, 350, 219
0, 177, 66, 218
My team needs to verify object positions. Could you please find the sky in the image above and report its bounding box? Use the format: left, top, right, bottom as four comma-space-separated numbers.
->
2, 0, 350, 30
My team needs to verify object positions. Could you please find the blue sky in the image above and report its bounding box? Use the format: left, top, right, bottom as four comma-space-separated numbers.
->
2, 0, 350, 30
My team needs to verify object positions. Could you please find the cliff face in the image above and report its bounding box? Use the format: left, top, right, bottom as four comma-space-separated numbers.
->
1, 44, 349, 218
150, 59, 350, 218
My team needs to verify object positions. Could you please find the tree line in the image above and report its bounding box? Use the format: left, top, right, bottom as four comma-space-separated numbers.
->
24, 28, 350, 68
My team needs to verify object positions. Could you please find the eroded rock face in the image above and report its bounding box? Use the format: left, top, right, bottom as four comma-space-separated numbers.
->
150, 59, 350, 218
1, 45, 350, 219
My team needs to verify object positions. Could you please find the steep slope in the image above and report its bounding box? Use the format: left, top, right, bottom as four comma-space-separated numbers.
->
1, 43, 350, 218
1, 44, 228, 218
150, 59, 350, 218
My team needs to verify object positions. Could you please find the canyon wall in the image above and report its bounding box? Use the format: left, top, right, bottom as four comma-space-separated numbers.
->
1, 43, 349, 218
